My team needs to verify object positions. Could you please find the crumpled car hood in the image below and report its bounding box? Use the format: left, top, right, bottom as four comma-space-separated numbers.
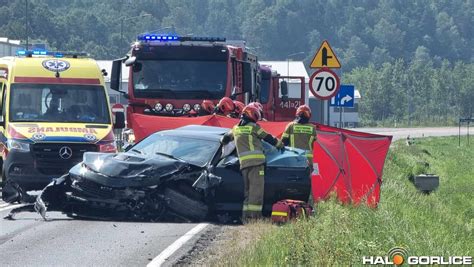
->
69, 152, 191, 187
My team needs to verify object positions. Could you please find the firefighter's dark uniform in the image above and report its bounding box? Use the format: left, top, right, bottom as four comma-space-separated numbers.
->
221, 122, 281, 220
281, 121, 317, 161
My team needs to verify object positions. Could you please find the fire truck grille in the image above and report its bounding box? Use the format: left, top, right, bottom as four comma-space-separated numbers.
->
31, 143, 97, 176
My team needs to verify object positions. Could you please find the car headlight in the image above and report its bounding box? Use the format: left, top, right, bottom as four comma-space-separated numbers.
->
193, 103, 201, 111
79, 164, 89, 176
183, 103, 191, 112
154, 103, 163, 111
7, 139, 30, 152
165, 103, 174, 111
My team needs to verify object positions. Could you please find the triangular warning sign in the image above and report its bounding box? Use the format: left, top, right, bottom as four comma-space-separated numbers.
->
310, 40, 341, 68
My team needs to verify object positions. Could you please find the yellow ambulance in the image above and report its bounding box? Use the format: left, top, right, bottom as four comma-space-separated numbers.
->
0, 50, 124, 190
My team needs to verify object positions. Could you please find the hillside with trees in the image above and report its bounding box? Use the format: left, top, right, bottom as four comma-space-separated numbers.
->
0, 0, 472, 125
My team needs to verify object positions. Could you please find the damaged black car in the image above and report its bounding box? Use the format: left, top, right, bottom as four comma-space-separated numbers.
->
5, 125, 311, 222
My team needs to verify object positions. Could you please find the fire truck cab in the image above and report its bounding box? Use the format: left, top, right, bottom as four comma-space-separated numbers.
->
110, 34, 305, 127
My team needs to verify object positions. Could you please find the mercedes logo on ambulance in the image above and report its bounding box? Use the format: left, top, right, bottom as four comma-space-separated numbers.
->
42, 59, 70, 72
59, 146, 73, 160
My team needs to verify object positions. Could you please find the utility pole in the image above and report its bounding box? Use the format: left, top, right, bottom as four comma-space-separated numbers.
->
119, 13, 152, 53
286, 52, 305, 81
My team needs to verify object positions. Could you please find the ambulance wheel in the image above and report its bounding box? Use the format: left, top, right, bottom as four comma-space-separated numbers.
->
163, 188, 208, 222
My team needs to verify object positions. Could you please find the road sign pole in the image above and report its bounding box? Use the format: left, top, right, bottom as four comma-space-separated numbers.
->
343, 107, 345, 127
327, 100, 330, 125
339, 106, 342, 128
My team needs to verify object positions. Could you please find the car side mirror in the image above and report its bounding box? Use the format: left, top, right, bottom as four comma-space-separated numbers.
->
280, 80, 288, 96
132, 62, 142, 73
224, 156, 239, 167
110, 59, 122, 92
193, 170, 222, 191
124, 56, 136, 67
242, 62, 252, 93
207, 165, 215, 173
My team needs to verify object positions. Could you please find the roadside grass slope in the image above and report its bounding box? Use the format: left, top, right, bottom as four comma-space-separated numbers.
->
211, 136, 473, 266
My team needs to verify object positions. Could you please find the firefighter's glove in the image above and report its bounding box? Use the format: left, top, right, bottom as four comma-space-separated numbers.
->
276, 139, 284, 149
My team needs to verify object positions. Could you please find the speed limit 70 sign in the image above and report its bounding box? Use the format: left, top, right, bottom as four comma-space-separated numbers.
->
309, 68, 340, 100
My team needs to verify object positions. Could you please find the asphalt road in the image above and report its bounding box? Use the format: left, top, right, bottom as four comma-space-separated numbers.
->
0, 200, 202, 266
0, 127, 463, 266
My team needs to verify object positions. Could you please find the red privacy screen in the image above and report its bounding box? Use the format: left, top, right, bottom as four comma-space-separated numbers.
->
129, 114, 392, 207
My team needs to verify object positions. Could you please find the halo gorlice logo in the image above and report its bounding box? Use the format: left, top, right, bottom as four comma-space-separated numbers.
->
363, 247, 472, 265
362, 247, 408, 265
388, 247, 408, 266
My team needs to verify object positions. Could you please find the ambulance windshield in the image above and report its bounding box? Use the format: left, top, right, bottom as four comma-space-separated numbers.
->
9, 84, 111, 124
132, 60, 227, 99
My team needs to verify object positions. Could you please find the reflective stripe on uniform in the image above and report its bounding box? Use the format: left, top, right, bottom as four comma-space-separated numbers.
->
290, 134, 295, 147
249, 134, 254, 151
257, 128, 265, 135
306, 153, 313, 158
259, 170, 265, 176
308, 136, 314, 150
271, 211, 288, 217
243, 204, 263, 212
239, 150, 264, 157
234, 126, 252, 134
294, 125, 313, 134
240, 154, 265, 162
281, 133, 289, 138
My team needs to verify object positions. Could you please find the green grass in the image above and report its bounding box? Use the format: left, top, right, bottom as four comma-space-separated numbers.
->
213, 137, 473, 266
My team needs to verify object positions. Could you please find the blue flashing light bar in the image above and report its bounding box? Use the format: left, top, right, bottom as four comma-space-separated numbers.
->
15, 50, 88, 57
137, 34, 225, 43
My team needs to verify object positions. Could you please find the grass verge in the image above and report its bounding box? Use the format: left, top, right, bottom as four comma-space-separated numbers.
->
209, 136, 473, 266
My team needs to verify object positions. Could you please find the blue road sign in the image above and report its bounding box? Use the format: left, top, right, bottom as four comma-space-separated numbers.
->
330, 85, 354, 107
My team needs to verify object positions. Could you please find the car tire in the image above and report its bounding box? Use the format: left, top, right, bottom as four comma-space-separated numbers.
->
0, 161, 5, 188
163, 188, 208, 221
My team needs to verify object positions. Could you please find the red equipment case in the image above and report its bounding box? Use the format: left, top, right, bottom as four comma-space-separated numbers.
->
271, 199, 313, 223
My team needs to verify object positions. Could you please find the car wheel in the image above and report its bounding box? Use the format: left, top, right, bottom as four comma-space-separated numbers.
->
0, 162, 5, 188
163, 188, 208, 221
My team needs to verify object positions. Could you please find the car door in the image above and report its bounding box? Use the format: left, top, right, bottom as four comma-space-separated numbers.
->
262, 143, 311, 215
211, 142, 311, 217
212, 151, 245, 214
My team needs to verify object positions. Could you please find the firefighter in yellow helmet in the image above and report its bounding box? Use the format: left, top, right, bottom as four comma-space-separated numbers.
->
221, 104, 284, 222
281, 105, 317, 161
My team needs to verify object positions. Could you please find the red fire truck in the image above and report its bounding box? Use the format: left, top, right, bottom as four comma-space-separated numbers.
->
109, 34, 305, 129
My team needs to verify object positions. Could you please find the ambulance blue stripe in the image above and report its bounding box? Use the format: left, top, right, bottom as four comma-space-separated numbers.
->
38, 136, 93, 143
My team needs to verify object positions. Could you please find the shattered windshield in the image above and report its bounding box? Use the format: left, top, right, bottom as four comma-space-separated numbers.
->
132, 60, 227, 99
9, 84, 110, 124
131, 133, 220, 167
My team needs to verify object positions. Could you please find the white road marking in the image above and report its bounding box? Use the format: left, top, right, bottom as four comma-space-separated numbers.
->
147, 223, 209, 267
0, 203, 25, 212
0, 202, 10, 208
